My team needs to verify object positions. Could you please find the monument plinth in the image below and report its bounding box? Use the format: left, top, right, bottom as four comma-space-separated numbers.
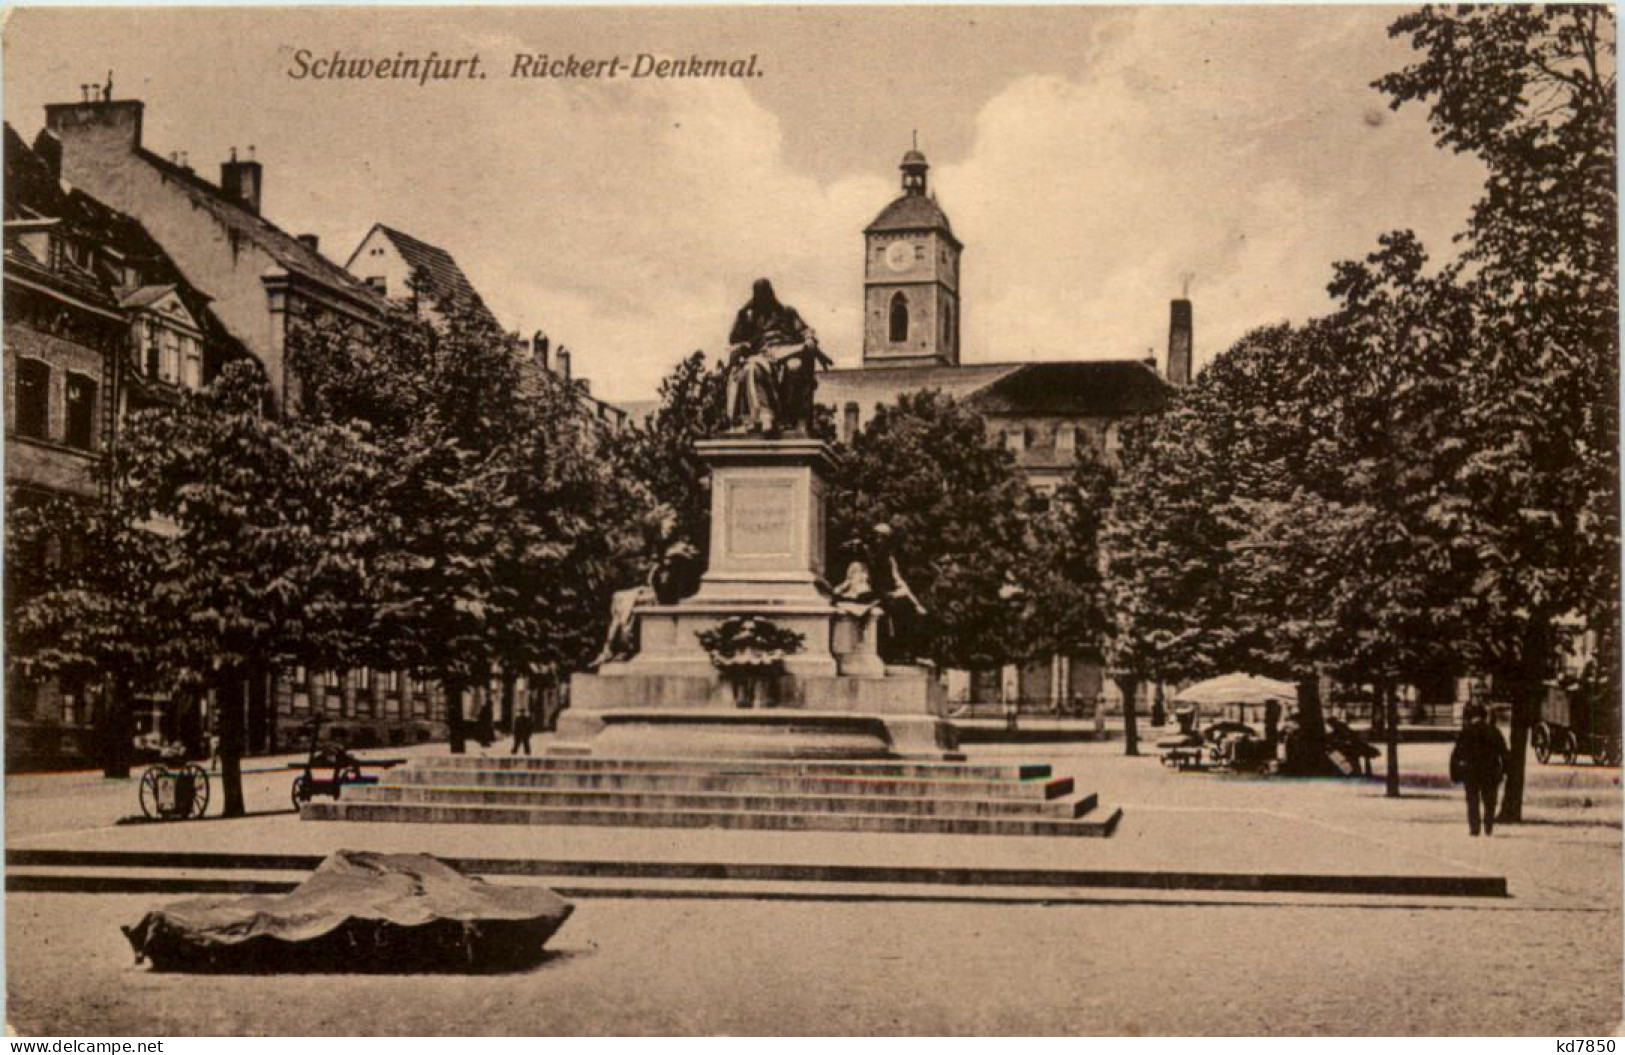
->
559, 435, 959, 760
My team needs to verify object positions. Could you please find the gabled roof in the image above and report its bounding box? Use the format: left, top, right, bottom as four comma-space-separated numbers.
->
118, 283, 179, 310
101, 136, 388, 314
358, 223, 499, 329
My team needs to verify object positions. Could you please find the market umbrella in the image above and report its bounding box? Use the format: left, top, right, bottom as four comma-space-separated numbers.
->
1172, 674, 1298, 718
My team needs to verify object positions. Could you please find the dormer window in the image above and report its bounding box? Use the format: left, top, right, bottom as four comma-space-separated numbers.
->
1004, 427, 1026, 453
1057, 424, 1077, 453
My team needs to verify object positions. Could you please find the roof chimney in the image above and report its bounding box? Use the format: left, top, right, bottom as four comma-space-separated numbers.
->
556, 346, 572, 381
532, 331, 550, 372
221, 145, 262, 214
1168, 298, 1193, 386
296, 233, 319, 253
44, 97, 145, 158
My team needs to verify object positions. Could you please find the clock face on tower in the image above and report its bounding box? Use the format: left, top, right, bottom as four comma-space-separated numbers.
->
885, 241, 913, 272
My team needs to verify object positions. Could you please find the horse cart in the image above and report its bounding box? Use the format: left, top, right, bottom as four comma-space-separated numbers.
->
137, 752, 211, 821
1533, 686, 1621, 767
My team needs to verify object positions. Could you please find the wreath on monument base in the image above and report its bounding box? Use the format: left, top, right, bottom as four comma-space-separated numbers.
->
696, 616, 805, 708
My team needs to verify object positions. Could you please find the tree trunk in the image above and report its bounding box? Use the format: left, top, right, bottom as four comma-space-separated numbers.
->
217, 673, 247, 818
1499, 619, 1555, 826
444, 680, 467, 755
1382, 681, 1401, 799
1498, 668, 1542, 825
500, 672, 517, 734
101, 672, 134, 779
1113, 675, 1141, 756
1294, 677, 1327, 755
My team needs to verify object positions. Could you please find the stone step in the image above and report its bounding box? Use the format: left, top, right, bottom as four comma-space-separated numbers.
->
422, 754, 1053, 782
384, 766, 1075, 801
303, 799, 1124, 838
342, 783, 1099, 820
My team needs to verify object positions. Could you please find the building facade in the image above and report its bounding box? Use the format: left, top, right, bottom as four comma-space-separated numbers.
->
3, 122, 246, 767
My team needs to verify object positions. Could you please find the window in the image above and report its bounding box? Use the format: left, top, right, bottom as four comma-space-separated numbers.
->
914, 244, 925, 261
942, 301, 954, 350
1105, 423, 1122, 456
365, 276, 387, 296
324, 670, 340, 690
160, 328, 182, 383
843, 402, 859, 441
143, 323, 161, 379
1004, 427, 1026, 453
1056, 424, 1077, 453
181, 337, 203, 390
385, 671, 401, 692
15, 358, 49, 440
889, 292, 909, 343
64, 374, 96, 450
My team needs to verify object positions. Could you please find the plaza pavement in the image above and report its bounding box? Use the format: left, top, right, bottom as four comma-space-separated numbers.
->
4, 733, 1619, 1034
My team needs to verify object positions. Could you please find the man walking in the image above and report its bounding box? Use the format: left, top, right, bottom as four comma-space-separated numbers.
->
1449, 702, 1510, 836
510, 709, 533, 757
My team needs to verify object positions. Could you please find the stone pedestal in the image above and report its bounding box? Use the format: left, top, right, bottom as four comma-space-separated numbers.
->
563, 435, 959, 761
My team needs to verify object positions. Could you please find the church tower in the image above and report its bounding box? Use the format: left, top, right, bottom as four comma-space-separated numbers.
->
863, 144, 961, 367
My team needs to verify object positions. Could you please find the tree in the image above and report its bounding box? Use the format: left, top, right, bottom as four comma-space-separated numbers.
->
609, 351, 731, 565
1380, 5, 1618, 820
291, 289, 629, 753
6, 488, 167, 779
103, 362, 384, 814
826, 391, 1036, 671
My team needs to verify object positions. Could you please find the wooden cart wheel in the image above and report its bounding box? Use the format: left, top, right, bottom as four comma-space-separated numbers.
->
184, 764, 211, 818
138, 766, 164, 819
291, 774, 312, 811
1559, 728, 1580, 765
1532, 724, 1552, 764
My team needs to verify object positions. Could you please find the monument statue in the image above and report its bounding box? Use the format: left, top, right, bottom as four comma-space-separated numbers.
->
725, 278, 831, 434
849, 523, 927, 666
591, 508, 701, 668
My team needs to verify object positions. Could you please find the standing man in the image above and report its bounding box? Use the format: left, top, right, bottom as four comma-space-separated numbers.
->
510, 709, 534, 757
1449, 702, 1510, 836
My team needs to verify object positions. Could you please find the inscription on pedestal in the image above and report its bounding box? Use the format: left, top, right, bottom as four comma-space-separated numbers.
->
727, 479, 795, 557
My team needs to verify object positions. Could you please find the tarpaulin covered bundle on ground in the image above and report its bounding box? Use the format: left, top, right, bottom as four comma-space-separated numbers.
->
123, 849, 573, 973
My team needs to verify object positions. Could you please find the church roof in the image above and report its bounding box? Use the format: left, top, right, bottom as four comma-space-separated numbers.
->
964, 360, 1170, 416
865, 193, 959, 244
819, 359, 1169, 418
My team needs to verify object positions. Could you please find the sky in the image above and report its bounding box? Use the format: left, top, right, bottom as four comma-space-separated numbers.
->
2, 6, 1488, 401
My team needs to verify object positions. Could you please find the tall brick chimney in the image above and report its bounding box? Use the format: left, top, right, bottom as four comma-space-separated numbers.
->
1167, 298, 1193, 386
221, 146, 263, 214
556, 346, 572, 381
532, 331, 550, 372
